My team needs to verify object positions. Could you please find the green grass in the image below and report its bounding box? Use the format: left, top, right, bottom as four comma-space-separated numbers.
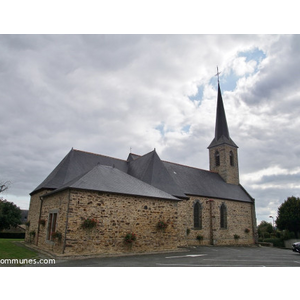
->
0, 239, 39, 260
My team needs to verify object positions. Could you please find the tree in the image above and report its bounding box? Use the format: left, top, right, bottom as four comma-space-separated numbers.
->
0, 181, 11, 193
257, 220, 273, 238
276, 196, 300, 238
0, 199, 22, 231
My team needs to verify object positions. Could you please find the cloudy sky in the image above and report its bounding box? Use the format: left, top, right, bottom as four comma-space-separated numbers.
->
1, 34, 300, 225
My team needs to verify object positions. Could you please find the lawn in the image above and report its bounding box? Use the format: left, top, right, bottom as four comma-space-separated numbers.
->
0, 239, 39, 260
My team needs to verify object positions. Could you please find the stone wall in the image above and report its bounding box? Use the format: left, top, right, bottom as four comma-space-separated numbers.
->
178, 196, 255, 246
209, 144, 239, 185
35, 189, 184, 255
284, 239, 299, 249
25, 190, 50, 244
27, 189, 255, 256
37, 190, 70, 254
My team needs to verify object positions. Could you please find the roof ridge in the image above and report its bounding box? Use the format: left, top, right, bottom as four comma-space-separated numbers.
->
72, 148, 127, 162
129, 152, 141, 157
71, 148, 219, 175
130, 150, 217, 174
161, 158, 215, 173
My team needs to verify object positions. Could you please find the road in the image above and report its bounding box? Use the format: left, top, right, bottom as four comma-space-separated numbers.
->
46, 246, 300, 267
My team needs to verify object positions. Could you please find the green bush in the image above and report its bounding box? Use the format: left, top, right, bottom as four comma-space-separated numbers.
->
234, 234, 240, 240
196, 235, 203, 241
263, 238, 284, 248
282, 230, 296, 240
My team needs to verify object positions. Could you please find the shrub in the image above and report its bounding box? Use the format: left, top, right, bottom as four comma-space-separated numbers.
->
196, 235, 203, 241
157, 221, 168, 231
282, 230, 296, 240
51, 231, 62, 241
234, 234, 240, 240
124, 232, 136, 244
263, 238, 284, 248
0, 232, 25, 239
81, 218, 98, 229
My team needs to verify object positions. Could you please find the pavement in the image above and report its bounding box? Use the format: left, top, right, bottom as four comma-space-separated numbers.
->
34, 245, 300, 267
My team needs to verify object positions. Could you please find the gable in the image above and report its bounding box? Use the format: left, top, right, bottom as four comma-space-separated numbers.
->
127, 150, 187, 199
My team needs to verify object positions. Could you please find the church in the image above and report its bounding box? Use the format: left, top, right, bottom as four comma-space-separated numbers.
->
25, 81, 257, 255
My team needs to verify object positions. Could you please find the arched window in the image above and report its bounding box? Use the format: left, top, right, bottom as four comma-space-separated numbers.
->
215, 151, 220, 166
220, 203, 227, 229
230, 151, 234, 166
194, 201, 202, 229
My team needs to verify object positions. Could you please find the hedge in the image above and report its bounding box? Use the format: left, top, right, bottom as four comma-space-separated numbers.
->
0, 232, 25, 239
263, 238, 285, 248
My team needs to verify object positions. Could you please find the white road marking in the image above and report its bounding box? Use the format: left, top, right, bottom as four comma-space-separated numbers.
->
165, 254, 207, 259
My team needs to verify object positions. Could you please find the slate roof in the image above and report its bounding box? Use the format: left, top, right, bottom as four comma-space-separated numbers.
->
32, 148, 253, 203
32, 149, 128, 192
45, 164, 179, 201
162, 161, 252, 202
127, 150, 188, 199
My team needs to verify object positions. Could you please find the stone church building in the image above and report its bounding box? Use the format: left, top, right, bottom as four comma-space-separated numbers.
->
25, 82, 257, 255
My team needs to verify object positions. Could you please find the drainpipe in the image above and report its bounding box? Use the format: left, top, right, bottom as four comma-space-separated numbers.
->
63, 189, 71, 254
206, 199, 214, 245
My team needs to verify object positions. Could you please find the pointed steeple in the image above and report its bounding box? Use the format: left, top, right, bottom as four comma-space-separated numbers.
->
208, 76, 240, 185
208, 82, 238, 149
215, 83, 230, 140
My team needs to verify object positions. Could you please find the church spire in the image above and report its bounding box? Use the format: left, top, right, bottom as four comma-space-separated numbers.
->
208, 78, 237, 149
208, 69, 239, 185
215, 82, 230, 140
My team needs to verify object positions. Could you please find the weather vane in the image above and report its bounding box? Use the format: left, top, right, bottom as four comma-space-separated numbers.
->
215, 66, 221, 83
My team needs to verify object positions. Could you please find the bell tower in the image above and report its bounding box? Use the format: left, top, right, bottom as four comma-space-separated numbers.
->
208, 76, 239, 185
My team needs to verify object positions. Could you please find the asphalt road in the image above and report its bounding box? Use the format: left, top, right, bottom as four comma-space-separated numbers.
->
47, 246, 300, 267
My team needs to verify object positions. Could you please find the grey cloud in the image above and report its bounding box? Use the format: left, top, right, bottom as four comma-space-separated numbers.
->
1, 34, 300, 224
240, 35, 300, 105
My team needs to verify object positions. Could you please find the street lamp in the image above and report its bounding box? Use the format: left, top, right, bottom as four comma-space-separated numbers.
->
269, 216, 275, 230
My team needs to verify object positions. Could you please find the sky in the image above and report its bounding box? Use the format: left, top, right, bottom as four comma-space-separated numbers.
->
1, 34, 300, 226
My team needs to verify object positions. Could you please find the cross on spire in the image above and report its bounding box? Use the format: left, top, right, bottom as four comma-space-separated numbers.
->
215, 66, 221, 83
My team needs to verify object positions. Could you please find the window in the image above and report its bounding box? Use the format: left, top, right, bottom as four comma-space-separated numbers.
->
220, 203, 227, 229
47, 212, 58, 241
230, 151, 234, 166
215, 151, 220, 166
193, 201, 202, 229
